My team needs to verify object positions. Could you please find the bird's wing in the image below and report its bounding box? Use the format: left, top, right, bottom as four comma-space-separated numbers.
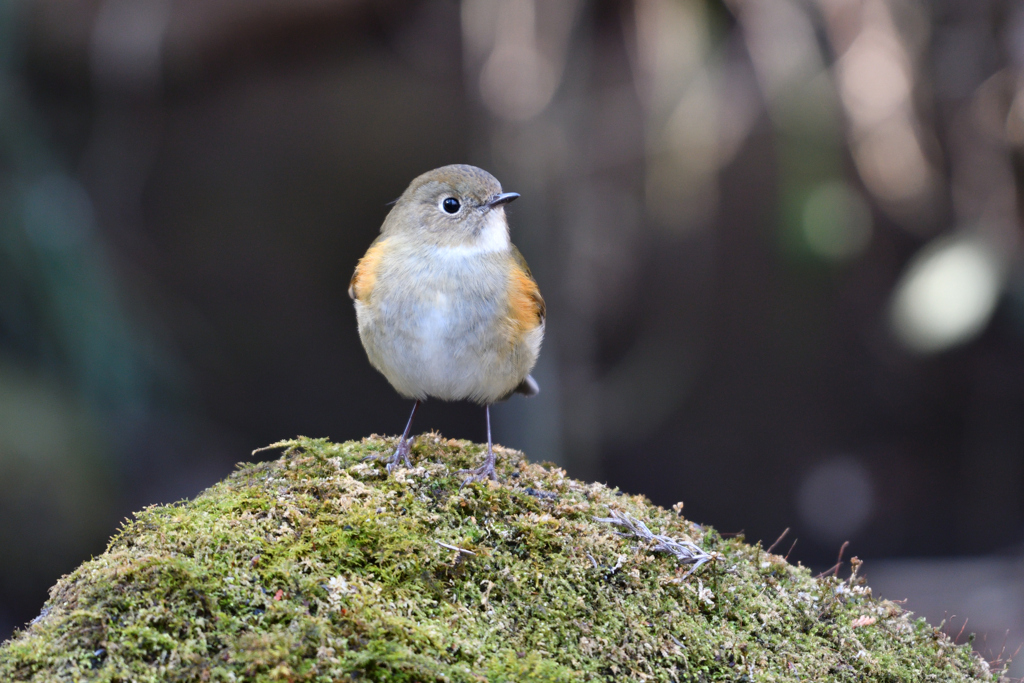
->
348, 237, 389, 302
508, 245, 545, 329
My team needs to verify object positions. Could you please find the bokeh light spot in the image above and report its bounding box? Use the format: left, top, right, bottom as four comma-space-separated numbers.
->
890, 235, 1004, 354
802, 181, 872, 260
797, 455, 874, 545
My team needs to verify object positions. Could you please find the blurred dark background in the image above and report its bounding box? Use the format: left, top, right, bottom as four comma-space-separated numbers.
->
3, 0, 1024, 671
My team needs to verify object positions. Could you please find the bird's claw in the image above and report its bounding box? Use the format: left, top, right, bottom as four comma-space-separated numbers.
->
365, 438, 412, 475
458, 455, 498, 488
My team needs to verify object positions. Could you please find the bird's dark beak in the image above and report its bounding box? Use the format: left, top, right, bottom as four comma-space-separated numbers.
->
487, 192, 520, 208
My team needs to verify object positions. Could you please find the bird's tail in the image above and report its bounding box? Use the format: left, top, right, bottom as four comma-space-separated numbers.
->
514, 374, 539, 397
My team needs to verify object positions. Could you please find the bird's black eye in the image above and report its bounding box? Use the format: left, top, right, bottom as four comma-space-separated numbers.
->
442, 197, 461, 214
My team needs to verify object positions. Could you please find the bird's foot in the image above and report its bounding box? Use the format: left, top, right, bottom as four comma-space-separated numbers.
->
458, 450, 498, 487
364, 437, 413, 475
387, 438, 413, 474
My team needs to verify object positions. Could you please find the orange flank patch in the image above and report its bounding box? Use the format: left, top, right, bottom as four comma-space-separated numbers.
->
348, 239, 388, 302
507, 264, 545, 334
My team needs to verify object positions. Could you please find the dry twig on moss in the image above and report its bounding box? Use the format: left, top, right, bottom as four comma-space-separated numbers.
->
594, 509, 715, 580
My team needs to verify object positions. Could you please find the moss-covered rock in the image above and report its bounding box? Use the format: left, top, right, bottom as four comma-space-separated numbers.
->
0, 435, 998, 681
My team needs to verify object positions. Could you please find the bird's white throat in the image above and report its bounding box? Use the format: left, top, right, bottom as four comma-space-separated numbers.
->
443, 209, 510, 256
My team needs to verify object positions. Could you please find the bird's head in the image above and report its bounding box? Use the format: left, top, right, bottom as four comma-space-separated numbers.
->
382, 164, 519, 252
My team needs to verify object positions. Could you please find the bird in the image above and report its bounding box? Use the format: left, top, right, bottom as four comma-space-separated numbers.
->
349, 164, 545, 484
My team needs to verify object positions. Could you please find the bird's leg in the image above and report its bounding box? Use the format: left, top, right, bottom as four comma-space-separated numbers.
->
373, 400, 419, 474
459, 405, 498, 486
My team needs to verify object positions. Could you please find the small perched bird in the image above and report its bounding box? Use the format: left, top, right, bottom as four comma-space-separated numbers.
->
349, 164, 545, 484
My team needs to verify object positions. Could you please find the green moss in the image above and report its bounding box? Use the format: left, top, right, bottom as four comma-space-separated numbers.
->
0, 435, 998, 682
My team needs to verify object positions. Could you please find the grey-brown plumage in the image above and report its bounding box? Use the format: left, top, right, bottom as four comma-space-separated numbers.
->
349, 165, 545, 483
